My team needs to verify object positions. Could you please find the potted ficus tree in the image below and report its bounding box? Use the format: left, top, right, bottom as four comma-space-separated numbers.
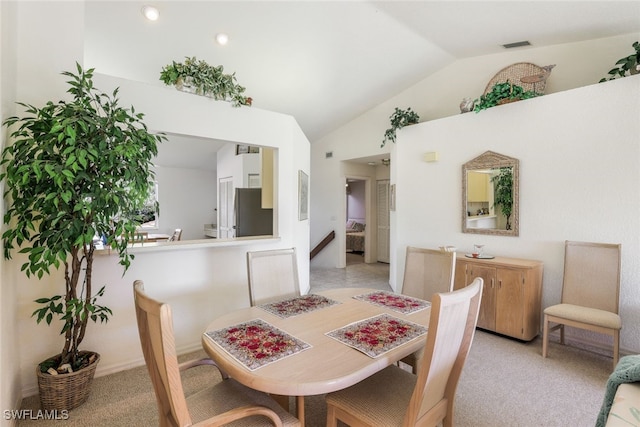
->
381, 107, 420, 147
492, 167, 514, 230
1, 63, 164, 410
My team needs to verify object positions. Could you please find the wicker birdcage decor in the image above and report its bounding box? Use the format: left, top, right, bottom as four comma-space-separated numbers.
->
36, 351, 100, 411
483, 62, 556, 96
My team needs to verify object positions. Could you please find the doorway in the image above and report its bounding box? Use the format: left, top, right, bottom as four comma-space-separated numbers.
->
218, 176, 234, 238
346, 178, 366, 265
340, 154, 391, 270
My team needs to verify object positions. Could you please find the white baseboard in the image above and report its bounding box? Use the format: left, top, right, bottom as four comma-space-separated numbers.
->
546, 329, 633, 358
20, 341, 203, 400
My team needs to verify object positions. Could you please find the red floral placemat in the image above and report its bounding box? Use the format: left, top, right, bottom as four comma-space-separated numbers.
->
326, 314, 427, 358
204, 319, 310, 371
353, 290, 430, 314
259, 294, 340, 318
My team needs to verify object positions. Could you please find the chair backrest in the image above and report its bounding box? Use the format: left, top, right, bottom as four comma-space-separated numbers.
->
401, 246, 456, 301
133, 280, 192, 427
246, 248, 301, 306
168, 228, 182, 242
404, 278, 483, 426
561, 241, 621, 313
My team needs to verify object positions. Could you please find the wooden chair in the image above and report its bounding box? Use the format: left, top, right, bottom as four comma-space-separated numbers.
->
168, 228, 182, 242
325, 278, 483, 427
132, 280, 300, 427
400, 246, 456, 374
246, 248, 300, 306
542, 240, 622, 370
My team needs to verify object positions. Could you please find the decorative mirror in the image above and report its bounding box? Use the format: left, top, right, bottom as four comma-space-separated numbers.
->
462, 151, 519, 236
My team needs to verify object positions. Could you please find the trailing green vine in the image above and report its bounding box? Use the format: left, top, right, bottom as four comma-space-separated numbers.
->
160, 56, 252, 107
381, 107, 420, 147
599, 41, 640, 82
473, 81, 538, 112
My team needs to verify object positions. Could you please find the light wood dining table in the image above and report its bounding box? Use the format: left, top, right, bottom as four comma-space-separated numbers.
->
201, 287, 431, 425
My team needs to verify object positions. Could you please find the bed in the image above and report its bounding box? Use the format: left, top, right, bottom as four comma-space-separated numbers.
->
346, 219, 366, 253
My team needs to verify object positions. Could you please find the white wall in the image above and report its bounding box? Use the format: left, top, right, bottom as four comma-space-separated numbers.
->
2, 1, 310, 399
0, 1, 19, 423
311, 33, 640, 269
391, 75, 640, 354
154, 166, 217, 240
347, 180, 366, 220
1, 1, 85, 419
7, 74, 310, 398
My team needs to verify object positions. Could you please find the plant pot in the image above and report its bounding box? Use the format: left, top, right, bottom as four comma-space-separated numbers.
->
36, 351, 100, 411
496, 97, 521, 105
175, 76, 198, 94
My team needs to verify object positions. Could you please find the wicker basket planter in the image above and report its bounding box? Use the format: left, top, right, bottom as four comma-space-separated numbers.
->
36, 351, 100, 411
496, 97, 521, 105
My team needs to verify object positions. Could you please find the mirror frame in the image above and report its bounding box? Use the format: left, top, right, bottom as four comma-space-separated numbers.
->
462, 151, 519, 237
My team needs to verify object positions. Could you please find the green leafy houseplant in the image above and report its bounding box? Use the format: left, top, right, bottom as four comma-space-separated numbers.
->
492, 167, 514, 230
381, 107, 420, 147
473, 81, 538, 112
599, 41, 640, 82
1, 63, 165, 374
160, 56, 252, 107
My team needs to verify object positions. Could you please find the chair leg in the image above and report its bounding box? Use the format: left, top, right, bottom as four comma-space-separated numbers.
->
559, 324, 565, 345
542, 315, 549, 358
613, 330, 620, 370
326, 404, 338, 427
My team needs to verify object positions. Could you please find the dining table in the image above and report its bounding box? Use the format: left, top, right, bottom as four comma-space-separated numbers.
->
201, 287, 431, 425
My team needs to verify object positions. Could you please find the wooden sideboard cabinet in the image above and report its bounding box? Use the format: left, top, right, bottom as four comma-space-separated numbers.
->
454, 255, 543, 341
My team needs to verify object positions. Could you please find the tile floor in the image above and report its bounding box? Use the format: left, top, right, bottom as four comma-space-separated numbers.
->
309, 256, 392, 293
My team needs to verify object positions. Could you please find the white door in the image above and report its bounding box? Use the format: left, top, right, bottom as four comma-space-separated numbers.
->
377, 180, 390, 263
218, 177, 234, 238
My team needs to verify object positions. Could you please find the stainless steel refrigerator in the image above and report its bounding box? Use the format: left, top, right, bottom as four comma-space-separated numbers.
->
234, 188, 273, 237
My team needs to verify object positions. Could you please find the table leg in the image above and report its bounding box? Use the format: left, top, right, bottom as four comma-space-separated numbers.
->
296, 395, 305, 427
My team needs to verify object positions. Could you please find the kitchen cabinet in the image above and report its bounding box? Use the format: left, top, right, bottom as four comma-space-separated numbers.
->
454, 255, 543, 341
467, 171, 489, 202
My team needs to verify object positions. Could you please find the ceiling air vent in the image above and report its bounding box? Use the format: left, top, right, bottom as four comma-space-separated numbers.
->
502, 40, 531, 49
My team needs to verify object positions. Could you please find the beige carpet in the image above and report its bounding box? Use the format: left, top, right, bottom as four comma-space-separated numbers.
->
18, 262, 611, 426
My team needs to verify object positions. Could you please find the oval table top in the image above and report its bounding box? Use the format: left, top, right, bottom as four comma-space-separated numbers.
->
201, 287, 431, 397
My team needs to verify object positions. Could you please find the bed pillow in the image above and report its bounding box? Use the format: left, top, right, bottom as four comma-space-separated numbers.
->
352, 222, 365, 232
346, 219, 357, 230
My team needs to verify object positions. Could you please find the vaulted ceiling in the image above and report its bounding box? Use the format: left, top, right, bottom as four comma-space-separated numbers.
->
85, 1, 640, 142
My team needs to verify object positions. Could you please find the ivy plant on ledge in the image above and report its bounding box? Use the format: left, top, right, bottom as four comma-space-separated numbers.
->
160, 56, 252, 107
599, 41, 640, 82
381, 107, 420, 147
473, 81, 538, 112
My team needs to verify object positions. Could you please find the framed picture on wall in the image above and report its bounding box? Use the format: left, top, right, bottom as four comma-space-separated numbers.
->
298, 170, 309, 221
236, 145, 260, 155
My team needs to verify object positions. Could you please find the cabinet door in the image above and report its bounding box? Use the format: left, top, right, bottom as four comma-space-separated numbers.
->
467, 171, 489, 202
495, 268, 524, 338
467, 264, 496, 331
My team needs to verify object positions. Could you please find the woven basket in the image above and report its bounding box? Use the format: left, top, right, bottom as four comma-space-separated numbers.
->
36, 351, 100, 411
483, 62, 555, 95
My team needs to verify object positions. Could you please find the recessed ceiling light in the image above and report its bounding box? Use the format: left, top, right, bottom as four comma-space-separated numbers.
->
141, 5, 159, 21
215, 33, 229, 45
367, 162, 376, 166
